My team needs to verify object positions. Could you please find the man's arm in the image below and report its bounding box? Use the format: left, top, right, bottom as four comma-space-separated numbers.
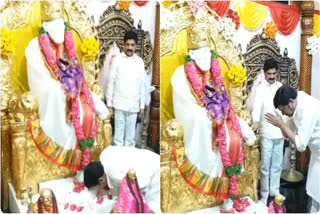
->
106, 57, 118, 108
251, 86, 263, 132
265, 110, 317, 152
139, 62, 146, 118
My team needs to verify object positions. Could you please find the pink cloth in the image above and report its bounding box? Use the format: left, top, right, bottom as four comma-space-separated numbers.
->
114, 176, 151, 213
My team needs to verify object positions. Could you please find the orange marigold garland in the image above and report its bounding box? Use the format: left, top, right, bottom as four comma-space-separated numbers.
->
264, 22, 277, 39
118, 0, 132, 10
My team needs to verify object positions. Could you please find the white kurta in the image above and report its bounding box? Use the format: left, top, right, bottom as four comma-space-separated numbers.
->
289, 91, 320, 203
252, 79, 283, 139
106, 52, 146, 113
25, 38, 109, 149
171, 66, 255, 177
99, 146, 160, 212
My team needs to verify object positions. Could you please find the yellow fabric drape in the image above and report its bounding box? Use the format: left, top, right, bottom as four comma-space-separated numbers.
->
313, 14, 319, 36
9, 1, 83, 94
233, 0, 268, 30
160, 29, 231, 123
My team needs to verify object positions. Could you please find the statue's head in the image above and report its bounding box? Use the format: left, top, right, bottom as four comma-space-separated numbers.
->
39, 188, 53, 209
187, 10, 211, 71
274, 194, 285, 207
127, 168, 136, 181
41, 1, 65, 44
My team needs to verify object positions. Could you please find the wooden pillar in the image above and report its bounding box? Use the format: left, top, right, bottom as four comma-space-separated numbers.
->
148, 2, 160, 153
298, 1, 314, 174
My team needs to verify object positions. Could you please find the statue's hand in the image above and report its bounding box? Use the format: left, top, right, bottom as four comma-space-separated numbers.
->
69, 57, 78, 67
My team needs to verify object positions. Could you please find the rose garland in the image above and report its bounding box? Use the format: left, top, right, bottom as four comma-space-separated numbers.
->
184, 50, 245, 200
38, 23, 97, 168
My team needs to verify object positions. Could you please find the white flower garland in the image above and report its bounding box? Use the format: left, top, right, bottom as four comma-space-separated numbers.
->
306, 35, 320, 55
217, 17, 236, 46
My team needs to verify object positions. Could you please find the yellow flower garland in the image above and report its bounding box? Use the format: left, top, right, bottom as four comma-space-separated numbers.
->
1, 27, 14, 57
118, 1, 132, 10
80, 37, 99, 61
227, 64, 246, 88
264, 22, 277, 39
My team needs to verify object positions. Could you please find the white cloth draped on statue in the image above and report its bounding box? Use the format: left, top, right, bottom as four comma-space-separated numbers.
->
25, 38, 109, 150
171, 66, 255, 178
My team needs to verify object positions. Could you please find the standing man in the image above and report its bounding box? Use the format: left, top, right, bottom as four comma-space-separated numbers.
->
251, 58, 284, 205
106, 30, 146, 147
265, 85, 320, 212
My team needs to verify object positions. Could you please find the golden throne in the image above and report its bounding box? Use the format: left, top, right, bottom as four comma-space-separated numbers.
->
160, 3, 259, 213
96, 3, 153, 148
243, 32, 299, 92
1, 1, 112, 210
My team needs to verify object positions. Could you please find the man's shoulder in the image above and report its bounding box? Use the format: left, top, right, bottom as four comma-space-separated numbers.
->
134, 54, 145, 65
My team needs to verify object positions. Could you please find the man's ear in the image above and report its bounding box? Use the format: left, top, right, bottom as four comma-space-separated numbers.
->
98, 177, 103, 184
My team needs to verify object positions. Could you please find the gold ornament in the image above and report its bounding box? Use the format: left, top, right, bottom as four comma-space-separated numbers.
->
187, 11, 211, 50
40, 1, 64, 21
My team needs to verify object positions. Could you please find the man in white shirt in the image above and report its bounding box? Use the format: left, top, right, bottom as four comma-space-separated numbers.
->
106, 30, 146, 147
251, 58, 283, 205
265, 85, 320, 213
83, 146, 160, 212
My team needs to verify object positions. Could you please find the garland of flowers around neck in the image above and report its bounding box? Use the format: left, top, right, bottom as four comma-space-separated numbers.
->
184, 50, 245, 200
38, 22, 97, 168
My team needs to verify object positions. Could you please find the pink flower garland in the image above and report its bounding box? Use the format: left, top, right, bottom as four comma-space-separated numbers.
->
64, 31, 77, 59
39, 27, 98, 169
81, 147, 91, 167
185, 61, 203, 98
185, 53, 245, 200
39, 34, 57, 71
71, 80, 98, 141
187, 0, 206, 16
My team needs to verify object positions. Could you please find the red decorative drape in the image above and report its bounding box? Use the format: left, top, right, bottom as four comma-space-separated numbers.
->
206, 1, 230, 17
134, 1, 148, 6
256, 1, 300, 35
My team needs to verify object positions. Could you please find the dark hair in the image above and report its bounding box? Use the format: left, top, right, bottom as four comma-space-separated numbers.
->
84, 161, 105, 188
124, 30, 138, 43
273, 85, 297, 108
263, 58, 278, 72
126, 174, 144, 213
37, 190, 58, 213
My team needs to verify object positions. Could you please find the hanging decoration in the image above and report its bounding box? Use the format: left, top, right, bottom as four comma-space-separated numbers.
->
118, 1, 132, 10
1, 27, 14, 57
264, 22, 277, 39
206, 1, 230, 17
187, 0, 206, 17
313, 12, 319, 36
161, 1, 177, 9
306, 35, 320, 55
233, 0, 267, 30
134, 1, 148, 6
226, 9, 240, 30
268, 3, 300, 35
